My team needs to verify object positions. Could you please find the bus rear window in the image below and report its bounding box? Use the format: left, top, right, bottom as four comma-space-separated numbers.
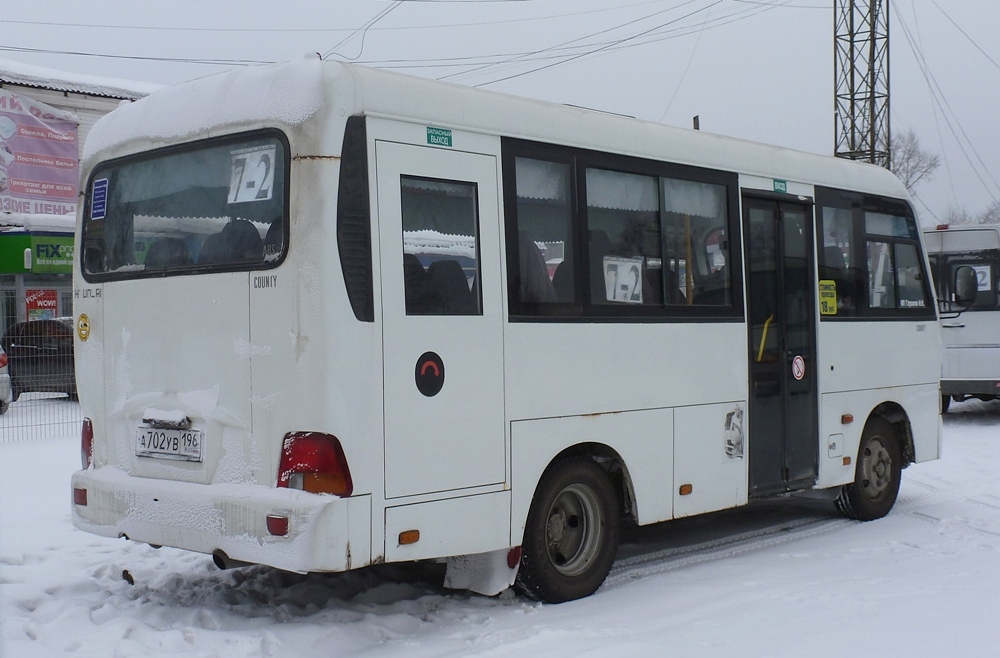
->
82, 131, 288, 280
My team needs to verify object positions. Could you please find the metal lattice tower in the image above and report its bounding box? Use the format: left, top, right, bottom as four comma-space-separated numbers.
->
834, 0, 891, 168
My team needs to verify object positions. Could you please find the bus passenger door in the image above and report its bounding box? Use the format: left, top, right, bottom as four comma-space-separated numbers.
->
375, 141, 506, 499
743, 196, 819, 497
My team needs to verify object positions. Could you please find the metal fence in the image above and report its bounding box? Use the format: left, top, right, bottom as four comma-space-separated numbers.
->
0, 315, 80, 442
0, 392, 82, 443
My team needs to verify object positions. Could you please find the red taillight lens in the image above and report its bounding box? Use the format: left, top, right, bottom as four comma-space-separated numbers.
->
266, 514, 289, 536
81, 418, 94, 469
0, 351, 7, 368
277, 432, 353, 497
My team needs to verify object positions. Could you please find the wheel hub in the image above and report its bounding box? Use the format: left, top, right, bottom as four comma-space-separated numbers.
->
543, 484, 602, 577
862, 438, 892, 499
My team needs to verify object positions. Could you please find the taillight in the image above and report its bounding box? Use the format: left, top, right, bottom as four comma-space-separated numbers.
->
277, 432, 353, 497
81, 417, 94, 469
0, 351, 7, 368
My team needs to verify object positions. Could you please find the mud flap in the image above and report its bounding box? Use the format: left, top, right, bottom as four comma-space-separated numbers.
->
443, 547, 519, 596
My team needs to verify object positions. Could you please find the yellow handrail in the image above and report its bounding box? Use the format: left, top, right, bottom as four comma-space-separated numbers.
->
756, 314, 774, 363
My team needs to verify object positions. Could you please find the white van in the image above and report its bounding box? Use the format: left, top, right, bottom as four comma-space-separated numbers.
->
924, 224, 1000, 411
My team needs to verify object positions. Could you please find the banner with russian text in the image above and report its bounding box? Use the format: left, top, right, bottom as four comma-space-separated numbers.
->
0, 89, 79, 217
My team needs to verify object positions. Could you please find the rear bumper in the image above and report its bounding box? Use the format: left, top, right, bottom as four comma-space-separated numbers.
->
71, 467, 371, 573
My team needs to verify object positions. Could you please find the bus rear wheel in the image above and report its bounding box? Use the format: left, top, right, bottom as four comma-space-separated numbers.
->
836, 417, 902, 521
941, 394, 951, 414
515, 456, 619, 603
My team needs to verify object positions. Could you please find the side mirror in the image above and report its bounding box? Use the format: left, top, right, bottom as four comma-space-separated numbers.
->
954, 266, 978, 305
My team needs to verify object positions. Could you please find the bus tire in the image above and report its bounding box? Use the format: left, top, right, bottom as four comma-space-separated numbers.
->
515, 456, 619, 603
941, 395, 950, 414
835, 417, 902, 521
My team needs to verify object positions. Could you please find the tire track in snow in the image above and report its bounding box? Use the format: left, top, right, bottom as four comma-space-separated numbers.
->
602, 516, 852, 591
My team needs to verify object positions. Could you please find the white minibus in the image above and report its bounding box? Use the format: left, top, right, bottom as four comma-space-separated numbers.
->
924, 224, 1000, 412
71, 57, 941, 602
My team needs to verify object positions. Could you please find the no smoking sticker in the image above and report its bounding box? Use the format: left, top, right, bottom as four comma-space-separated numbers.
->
791, 355, 806, 381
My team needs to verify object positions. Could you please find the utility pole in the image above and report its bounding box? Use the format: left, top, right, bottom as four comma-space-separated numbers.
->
834, 0, 891, 168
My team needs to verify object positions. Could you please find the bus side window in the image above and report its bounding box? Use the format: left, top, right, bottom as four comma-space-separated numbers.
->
513, 157, 574, 308
400, 176, 482, 316
585, 168, 661, 306
661, 177, 730, 306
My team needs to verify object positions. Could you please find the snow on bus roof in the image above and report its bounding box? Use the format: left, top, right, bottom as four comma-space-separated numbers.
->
0, 57, 158, 100
83, 55, 325, 163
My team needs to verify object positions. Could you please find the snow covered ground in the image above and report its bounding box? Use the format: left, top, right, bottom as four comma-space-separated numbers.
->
3, 400, 1000, 657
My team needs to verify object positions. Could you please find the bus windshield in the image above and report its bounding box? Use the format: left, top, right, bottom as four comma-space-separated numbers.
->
81, 131, 287, 280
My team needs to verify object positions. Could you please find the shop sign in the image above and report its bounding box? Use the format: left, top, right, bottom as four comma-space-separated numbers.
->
26, 288, 58, 320
30, 235, 75, 273
0, 89, 79, 217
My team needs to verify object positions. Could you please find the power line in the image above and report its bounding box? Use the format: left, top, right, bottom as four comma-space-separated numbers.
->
659, 1, 713, 122
442, 0, 797, 86
891, 0, 999, 203
471, 0, 727, 87
0, 44, 270, 66
438, 0, 706, 83
0, 0, 672, 34
908, 0, 959, 210
322, 2, 403, 60
930, 0, 1000, 73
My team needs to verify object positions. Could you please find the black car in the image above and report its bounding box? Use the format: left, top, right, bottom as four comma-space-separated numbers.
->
0, 318, 77, 401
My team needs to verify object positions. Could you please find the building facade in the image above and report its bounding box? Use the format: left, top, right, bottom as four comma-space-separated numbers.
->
0, 59, 154, 331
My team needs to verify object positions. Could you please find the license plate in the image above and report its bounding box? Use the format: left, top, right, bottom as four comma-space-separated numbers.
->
135, 427, 204, 462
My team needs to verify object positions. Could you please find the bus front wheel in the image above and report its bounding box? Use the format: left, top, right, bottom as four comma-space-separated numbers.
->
836, 417, 902, 521
515, 456, 619, 603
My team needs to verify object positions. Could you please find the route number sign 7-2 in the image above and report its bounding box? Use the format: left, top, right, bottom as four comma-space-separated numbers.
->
228, 145, 276, 204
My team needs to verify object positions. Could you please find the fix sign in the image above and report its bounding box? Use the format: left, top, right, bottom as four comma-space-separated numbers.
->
26, 288, 57, 320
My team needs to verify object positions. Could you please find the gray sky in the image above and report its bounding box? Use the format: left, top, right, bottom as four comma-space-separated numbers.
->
3, 0, 997, 223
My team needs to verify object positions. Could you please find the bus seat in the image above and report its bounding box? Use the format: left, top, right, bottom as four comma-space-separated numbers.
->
519, 232, 557, 303
263, 219, 283, 260
226, 219, 264, 262
644, 264, 663, 305
427, 259, 473, 314
404, 253, 436, 315
552, 260, 573, 302
198, 232, 228, 264
144, 238, 192, 269
589, 230, 611, 302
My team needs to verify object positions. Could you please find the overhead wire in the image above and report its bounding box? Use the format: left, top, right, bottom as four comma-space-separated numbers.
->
0, 0, 670, 34
930, 0, 1000, 73
658, 1, 713, 122
471, 1, 726, 87
437, 0, 706, 82
322, 2, 403, 61
907, 0, 958, 213
440, 0, 799, 86
0, 44, 270, 66
2, 0, 813, 79
891, 0, 999, 204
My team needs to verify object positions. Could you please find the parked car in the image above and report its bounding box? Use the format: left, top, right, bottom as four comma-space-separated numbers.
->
0, 318, 77, 402
0, 347, 12, 413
